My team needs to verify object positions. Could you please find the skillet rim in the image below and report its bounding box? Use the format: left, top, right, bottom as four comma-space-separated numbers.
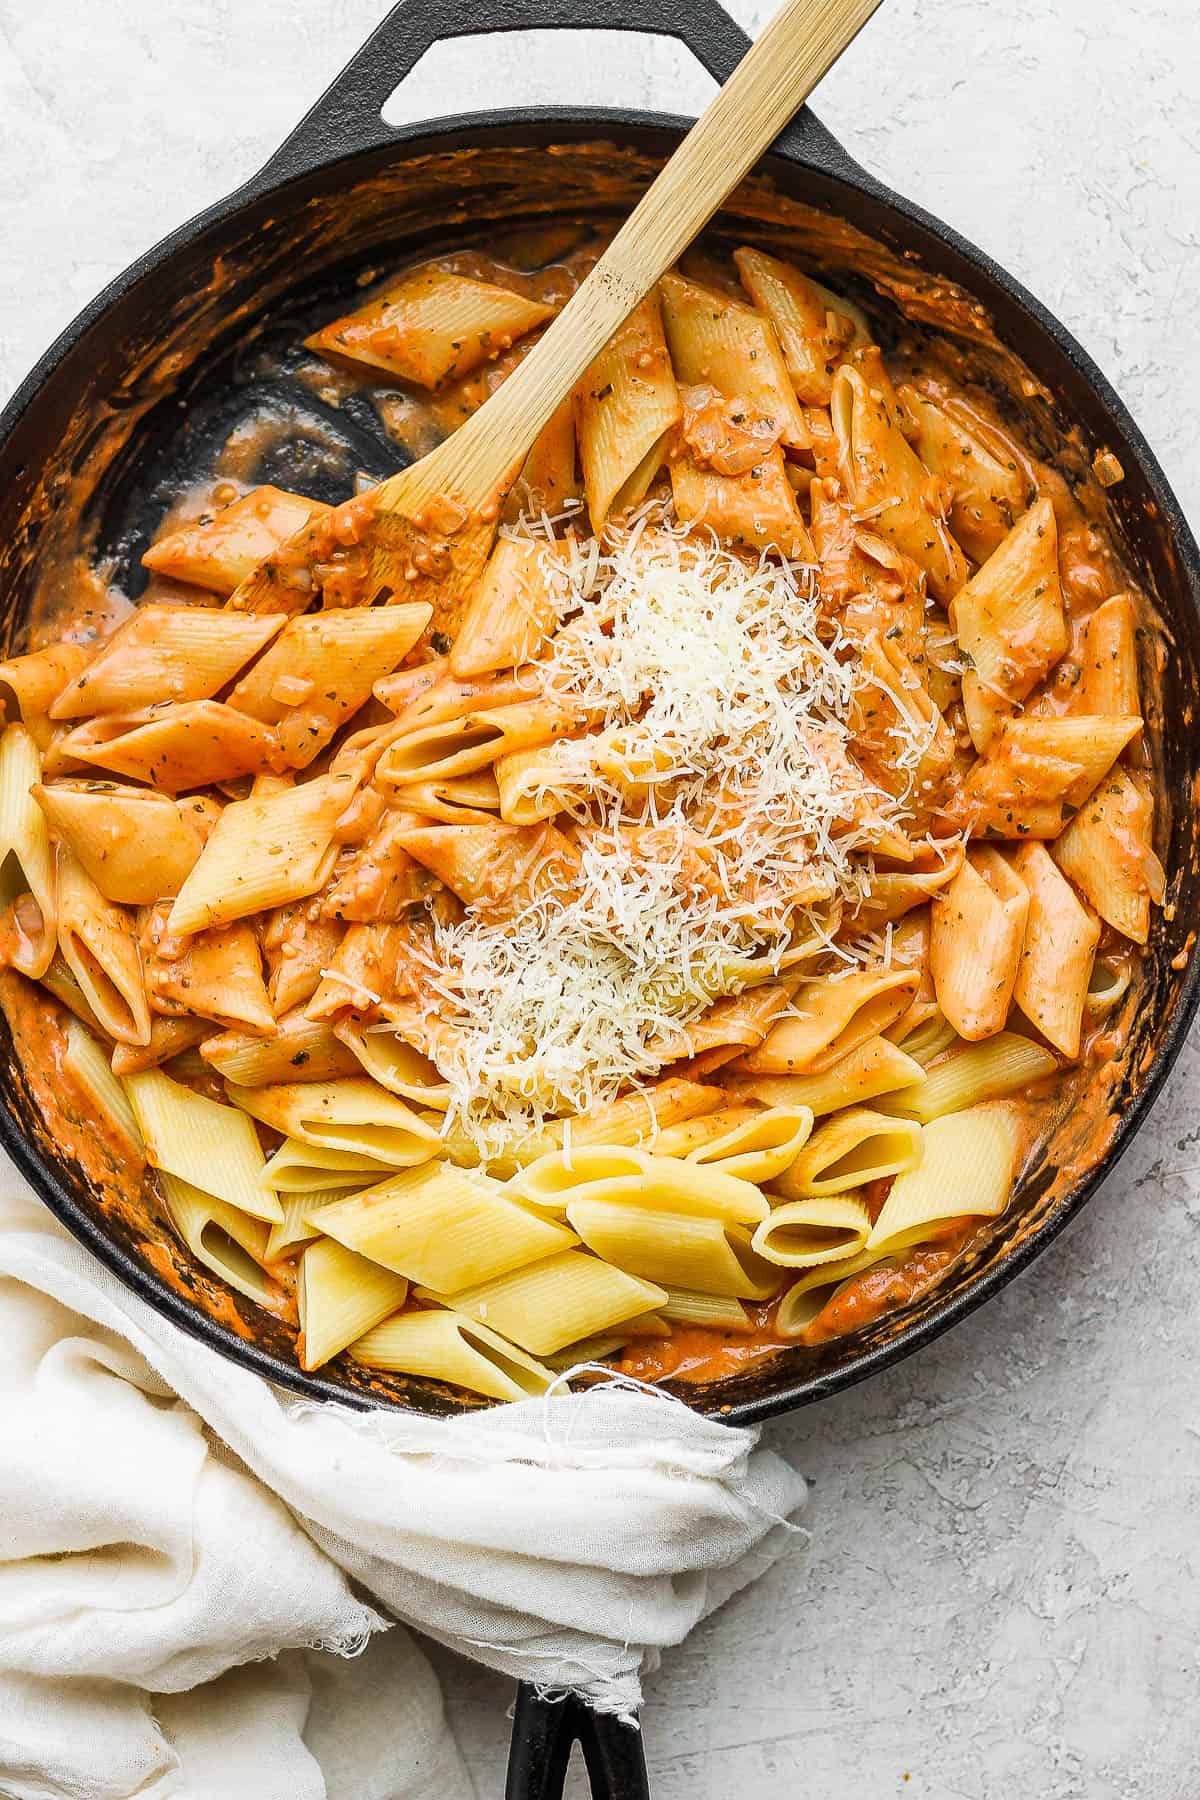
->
2, 104, 1199, 1424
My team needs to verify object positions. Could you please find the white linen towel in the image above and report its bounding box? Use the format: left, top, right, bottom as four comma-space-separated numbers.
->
0, 1171, 807, 1800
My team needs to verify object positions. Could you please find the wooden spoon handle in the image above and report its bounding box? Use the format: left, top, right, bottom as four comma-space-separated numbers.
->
405, 0, 884, 511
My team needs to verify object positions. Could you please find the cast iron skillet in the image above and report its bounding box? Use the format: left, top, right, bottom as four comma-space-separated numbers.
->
2, 1, 1199, 1793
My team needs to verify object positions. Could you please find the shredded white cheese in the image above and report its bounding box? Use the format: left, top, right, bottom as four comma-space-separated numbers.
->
400, 509, 927, 1153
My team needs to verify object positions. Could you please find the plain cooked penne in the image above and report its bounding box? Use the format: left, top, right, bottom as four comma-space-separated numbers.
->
265, 1189, 337, 1261
305, 266, 555, 388
308, 1162, 575, 1290
750, 1192, 873, 1268
418, 1250, 668, 1357
729, 1037, 926, 1116
49, 605, 285, 719
142, 485, 330, 595
261, 1137, 397, 1193
512, 1143, 769, 1224
0, 724, 57, 976
168, 770, 358, 935
659, 1289, 755, 1332
771, 1107, 924, 1199
876, 1032, 1056, 1123
566, 1198, 782, 1300
125, 1069, 283, 1222
297, 1238, 410, 1371
1011, 842, 1101, 1057
228, 1077, 440, 1168
160, 1171, 279, 1307
350, 1308, 557, 1402
888, 1011, 958, 1067
55, 846, 151, 1046
576, 291, 681, 532
867, 1104, 1021, 1255
33, 781, 206, 905
930, 849, 1029, 1042
226, 604, 431, 768
331, 1021, 453, 1109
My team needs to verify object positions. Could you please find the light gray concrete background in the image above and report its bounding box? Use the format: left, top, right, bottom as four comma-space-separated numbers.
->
2, 0, 1198, 1794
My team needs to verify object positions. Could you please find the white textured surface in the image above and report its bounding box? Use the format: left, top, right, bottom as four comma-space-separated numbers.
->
2, 1, 1199, 1794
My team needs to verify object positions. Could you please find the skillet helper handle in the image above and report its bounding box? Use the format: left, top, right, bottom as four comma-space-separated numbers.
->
255, 0, 862, 186
506, 1684, 650, 1800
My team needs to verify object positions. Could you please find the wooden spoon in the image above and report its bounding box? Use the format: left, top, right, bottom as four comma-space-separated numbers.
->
231, 0, 883, 618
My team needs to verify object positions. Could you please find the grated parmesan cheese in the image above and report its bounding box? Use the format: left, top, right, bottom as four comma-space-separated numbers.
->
399, 509, 931, 1155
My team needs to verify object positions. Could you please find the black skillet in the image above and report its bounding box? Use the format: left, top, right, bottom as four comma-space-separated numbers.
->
2, 2, 1199, 1794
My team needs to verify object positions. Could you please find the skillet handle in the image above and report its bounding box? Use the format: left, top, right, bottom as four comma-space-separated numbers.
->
506, 1683, 650, 1800
254, 0, 863, 188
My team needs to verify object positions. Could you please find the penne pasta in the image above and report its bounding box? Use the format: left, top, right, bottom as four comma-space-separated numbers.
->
351, 1308, 557, 1402
450, 535, 569, 679
750, 1192, 873, 1268
160, 1171, 279, 1307
265, 1189, 334, 1261
1080, 592, 1141, 722
331, 1020, 453, 1109
1052, 768, 1163, 945
658, 1289, 754, 1332
513, 1142, 769, 1225
33, 781, 207, 905
502, 396, 578, 525
63, 1016, 142, 1156
830, 363, 966, 600
0, 723, 57, 976
930, 849, 1029, 1041
201, 1010, 360, 1086
226, 604, 431, 768
901, 389, 1031, 563
261, 1137, 396, 1193
308, 1162, 575, 1290
739, 968, 921, 1076
168, 770, 359, 935
375, 697, 583, 788
678, 1104, 814, 1184
306, 266, 555, 388
867, 1104, 1020, 1255
877, 1031, 1056, 1123
953, 499, 1071, 748
142, 486, 330, 595
660, 270, 809, 449
297, 1238, 409, 1371
576, 292, 682, 531
49, 606, 284, 719
55, 700, 278, 792
957, 712, 1144, 839
670, 448, 814, 561
56, 846, 151, 1046
228, 1077, 440, 1168
566, 1198, 782, 1300
728, 1035, 926, 1116
142, 915, 275, 1037
1011, 842, 1101, 1056
124, 1068, 283, 1222
419, 1250, 668, 1357
771, 1107, 924, 1199
110, 1014, 210, 1077
733, 247, 870, 405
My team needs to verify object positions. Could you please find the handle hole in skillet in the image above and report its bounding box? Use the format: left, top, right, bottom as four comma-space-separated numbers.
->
380, 28, 718, 128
